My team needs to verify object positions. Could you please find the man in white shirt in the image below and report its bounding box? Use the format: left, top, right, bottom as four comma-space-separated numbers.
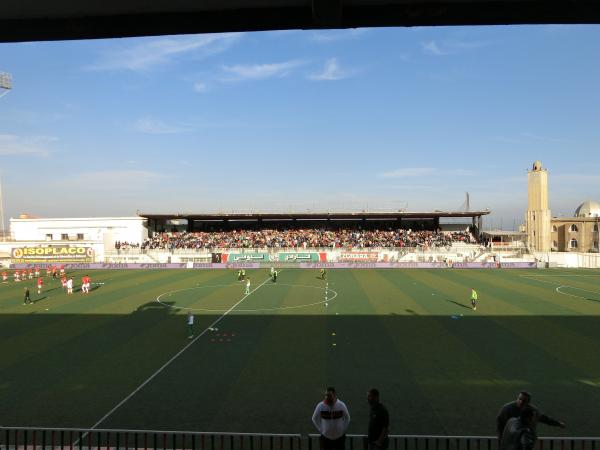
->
312, 387, 350, 450
245, 277, 251, 295
187, 311, 194, 339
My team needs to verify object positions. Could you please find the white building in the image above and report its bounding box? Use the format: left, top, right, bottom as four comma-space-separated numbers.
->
6, 215, 148, 262
10, 215, 147, 243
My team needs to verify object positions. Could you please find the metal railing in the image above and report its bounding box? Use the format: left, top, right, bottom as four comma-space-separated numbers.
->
1, 429, 598, 450
307, 435, 600, 450
0, 428, 301, 450
104, 245, 485, 256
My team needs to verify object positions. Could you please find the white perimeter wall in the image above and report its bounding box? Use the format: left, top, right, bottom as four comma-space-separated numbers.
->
534, 251, 600, 268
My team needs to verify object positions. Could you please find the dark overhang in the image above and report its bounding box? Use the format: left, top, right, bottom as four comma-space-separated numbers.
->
139, 210, 491, 221
1, 1, 600, 43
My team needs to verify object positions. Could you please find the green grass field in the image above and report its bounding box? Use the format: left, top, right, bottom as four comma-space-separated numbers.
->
1, 268, 599, 436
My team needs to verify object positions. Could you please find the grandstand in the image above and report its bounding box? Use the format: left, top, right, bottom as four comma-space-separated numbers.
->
139, 210, 490, 234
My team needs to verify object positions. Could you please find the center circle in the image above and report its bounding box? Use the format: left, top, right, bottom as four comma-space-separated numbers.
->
156, 282, 338, 312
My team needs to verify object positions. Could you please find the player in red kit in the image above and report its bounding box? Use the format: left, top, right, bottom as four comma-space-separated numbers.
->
82, 274, 91, 294
34, 266, 40, 277
60, 264, 65, 276
61, 275, 67, 290
46, 266, 51, 277
2, 271, 7, 282
37, 277, 43, 295
52, 265, 57, 279
28, 268, 34, 279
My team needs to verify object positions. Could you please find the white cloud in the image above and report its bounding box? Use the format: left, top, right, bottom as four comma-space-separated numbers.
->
422, 39, 488, 56
380, 168, 476, 178
310, 29, 366, 43
220, 60, 306, 81
0, 134, 55, 157
58, 170, 171, 190
193, 82, 208, 93
309, 58, 353, 81
492, 133, 565, 145
422, 41, 444, 56
88, 33, 243, 72
133, 118, 189, 134
380, 168, 437, 178
520, 132, 563, 143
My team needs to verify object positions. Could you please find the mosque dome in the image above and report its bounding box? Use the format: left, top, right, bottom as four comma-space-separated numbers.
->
575, 200, 600, 218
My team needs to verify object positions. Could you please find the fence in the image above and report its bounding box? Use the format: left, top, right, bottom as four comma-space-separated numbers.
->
308, 435, 600, 450
0, 428, 301, 450
1, 429, 598, 450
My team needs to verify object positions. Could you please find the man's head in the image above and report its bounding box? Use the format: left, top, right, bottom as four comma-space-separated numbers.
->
325, 387, 337, 405
516, 391, 532, 408
367, 388, 380, 405
520, 406, 536, 426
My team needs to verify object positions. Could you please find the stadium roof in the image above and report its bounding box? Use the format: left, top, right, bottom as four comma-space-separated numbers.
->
481, 230, 527, 236
2, 0, 600, 43
139, 210, 491, 221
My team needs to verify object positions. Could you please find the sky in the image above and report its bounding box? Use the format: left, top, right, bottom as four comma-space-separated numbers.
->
0, 25, 599, 230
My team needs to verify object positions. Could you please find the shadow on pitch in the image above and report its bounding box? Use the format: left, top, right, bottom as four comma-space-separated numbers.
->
1, 312, 600, 435
446, 299, 472, 310
136, 300, 177, 313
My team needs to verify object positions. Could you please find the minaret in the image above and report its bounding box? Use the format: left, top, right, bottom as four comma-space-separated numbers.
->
526, 160, 551, 251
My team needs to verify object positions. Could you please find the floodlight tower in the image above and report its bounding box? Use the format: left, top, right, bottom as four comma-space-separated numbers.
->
0, 72, 10, 240
0, 71, 12, 98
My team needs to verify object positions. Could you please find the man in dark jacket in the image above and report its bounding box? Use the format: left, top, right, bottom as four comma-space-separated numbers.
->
500, 406, 537, 450
497, 391, 565, 442
367, 388, 389, 450
23, 286, 32, 305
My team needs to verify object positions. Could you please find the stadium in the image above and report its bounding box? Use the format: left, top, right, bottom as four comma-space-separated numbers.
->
2, 3, 600, 450
0, 160, 599, 449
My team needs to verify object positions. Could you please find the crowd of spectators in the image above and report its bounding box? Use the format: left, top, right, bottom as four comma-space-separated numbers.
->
140, 228, 477, 251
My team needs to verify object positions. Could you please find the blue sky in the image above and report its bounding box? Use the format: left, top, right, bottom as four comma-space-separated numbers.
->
0, 25, 599, 229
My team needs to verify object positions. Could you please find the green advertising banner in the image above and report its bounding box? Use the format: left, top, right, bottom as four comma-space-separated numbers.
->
278, 253, 320, 262
224, 253, 271, 263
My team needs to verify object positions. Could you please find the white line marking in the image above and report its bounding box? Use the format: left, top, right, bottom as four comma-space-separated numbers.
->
84, 274, 274, 434
556, 285, 600, 300
520, 274, 600, 278
156, 283, 338, 312
522, 275, 600, 302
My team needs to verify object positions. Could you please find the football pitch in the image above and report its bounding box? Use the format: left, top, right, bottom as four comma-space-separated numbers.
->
1, 268, 599, 436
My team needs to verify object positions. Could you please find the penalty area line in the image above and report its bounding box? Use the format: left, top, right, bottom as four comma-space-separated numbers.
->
79, 273, 274, 438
